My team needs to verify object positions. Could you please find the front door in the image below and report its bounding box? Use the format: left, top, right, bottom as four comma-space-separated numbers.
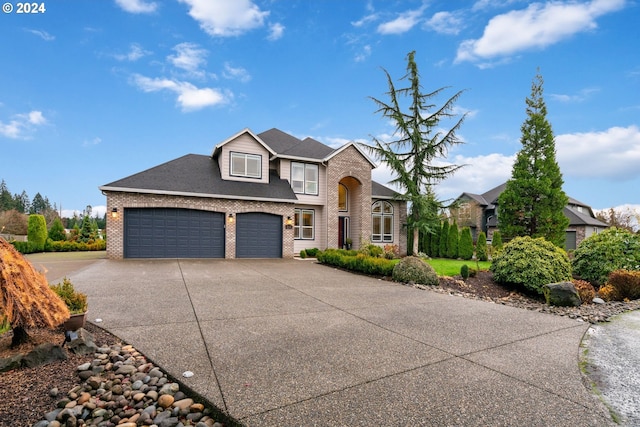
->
338, 216, 350, 249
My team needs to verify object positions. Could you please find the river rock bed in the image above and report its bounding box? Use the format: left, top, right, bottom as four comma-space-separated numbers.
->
31, 343, 225, 427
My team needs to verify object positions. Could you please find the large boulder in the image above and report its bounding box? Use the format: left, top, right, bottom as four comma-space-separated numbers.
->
542, 282, 581, 307
67, 328, 97, 355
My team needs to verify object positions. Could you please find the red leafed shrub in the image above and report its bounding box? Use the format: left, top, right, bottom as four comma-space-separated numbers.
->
605, 270, 640, 301
572, 279, 596, 304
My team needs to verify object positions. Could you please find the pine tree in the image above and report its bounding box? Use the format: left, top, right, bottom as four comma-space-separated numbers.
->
459, 227, 474, 260
492, 230, 503, 252
476, 231, 488, 261
48, 217, 67, 241
497, 71, 569, 247
439, 221, 449, 258
447, 221, 459, 259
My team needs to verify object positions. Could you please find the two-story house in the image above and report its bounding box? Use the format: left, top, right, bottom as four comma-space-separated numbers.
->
100, 128, 407, 259
451, 182, 608, 250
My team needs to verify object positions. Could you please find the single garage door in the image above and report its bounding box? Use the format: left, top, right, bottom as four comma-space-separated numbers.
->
124, 208, 225, 258
236, 212, 282, 258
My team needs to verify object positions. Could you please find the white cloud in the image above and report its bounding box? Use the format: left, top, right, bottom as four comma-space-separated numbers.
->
114, 0, 157, 14
377, 6, 426, 35
25, 29, 55, 41
0, 110, 47, 139
178, 0, 269, 37
83, 137, 102, 147
132, 74, 227, 112
556, 125, 640, 180
456, 0, 626, 64
425, 11, 464, 35
167, 42, 208, 73
222, 63, 251, 83
114, 43, 150, 61
354, 45, 372, 62
549, 87, 599, 103
268, 23, 285, 41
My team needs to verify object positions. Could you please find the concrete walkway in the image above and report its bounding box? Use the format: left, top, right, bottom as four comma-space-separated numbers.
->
57, 258, 612, 426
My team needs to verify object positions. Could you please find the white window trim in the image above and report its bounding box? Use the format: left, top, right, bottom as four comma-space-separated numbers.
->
291, 162, 318, 195
230, 152, 262, 179
371, 201, 394, 243
294, 208, 315, 240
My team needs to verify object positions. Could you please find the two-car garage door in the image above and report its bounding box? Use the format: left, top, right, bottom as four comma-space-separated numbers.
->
124, 208, 282, 258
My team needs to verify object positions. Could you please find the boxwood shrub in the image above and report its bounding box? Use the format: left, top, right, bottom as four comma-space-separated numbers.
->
316, 248, 395, 276
490, 236, 571, 295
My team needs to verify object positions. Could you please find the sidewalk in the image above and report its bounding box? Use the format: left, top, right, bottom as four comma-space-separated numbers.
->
59, 258, 613, 426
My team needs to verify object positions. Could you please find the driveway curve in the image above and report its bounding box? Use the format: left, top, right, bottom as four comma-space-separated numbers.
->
62, 258, 612, 426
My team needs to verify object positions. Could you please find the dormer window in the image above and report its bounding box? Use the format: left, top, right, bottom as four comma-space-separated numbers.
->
291, 162, 318, 195
231, 152, 261, 179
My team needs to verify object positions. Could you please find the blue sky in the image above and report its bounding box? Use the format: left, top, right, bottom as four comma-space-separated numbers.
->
1, 0, 639, 219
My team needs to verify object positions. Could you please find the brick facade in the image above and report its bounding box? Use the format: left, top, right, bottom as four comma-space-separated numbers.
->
326, 146, 373, 251
105, 192, 295, 259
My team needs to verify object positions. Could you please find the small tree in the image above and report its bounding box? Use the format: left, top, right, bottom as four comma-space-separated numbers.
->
476, 231, 488, 261
48, 217, 67, 241
492, 230, 503, 252
439, 221, 450, 258
459, 227, 474, 260
78, 215, 98, 243
27, 214, 47, 251
447, 221, 459, 259
0, 238, 70, 347
430, 222, 440, 258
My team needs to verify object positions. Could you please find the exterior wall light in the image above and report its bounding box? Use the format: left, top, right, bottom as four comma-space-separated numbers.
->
228, 213, 234, 224
111, 207, 118, 219
285, 216, 293, 229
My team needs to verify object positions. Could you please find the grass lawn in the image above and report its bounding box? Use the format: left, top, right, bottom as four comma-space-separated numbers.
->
425, 257, 492, 277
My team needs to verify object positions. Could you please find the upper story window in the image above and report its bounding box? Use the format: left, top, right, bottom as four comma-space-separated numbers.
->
372, 200, 394, 243
291, 162, 318, 195
338, 183, 348, 211
230, 152, 261, 179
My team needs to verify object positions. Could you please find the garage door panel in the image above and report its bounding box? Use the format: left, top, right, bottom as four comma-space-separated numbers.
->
124, 208, 224, 258
236, 212, 282, 258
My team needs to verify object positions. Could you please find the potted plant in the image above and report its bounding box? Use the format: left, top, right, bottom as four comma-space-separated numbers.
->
50, 278, 88, 331
345, 238, 352, 250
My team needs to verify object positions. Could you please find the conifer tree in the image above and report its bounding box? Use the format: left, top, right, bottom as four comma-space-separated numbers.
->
497, 71, 569, 247
476, 231, 488, 261
430, 222, 440, 257
492, 230, 503, 252
447, 221, 459, 259
439, 221, 449, 258
459, 227, 474, 260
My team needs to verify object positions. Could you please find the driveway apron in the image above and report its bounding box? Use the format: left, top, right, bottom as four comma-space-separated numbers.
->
67, 259, 614, 426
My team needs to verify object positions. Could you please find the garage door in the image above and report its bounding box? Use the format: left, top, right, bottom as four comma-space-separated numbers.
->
124, 208, 225, 258
236, 212, 282, 258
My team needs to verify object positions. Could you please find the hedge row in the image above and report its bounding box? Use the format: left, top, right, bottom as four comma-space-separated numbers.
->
11, 239, 106, 254
316, 248, 395, 276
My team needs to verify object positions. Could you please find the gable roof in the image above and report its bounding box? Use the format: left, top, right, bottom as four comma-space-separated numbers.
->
564, 206, 609, 227
324, 142, 377, 168
258, 128, 334, 160
100, 154, 297, 203
371, 181, 399, 199
211, 128, 277, 157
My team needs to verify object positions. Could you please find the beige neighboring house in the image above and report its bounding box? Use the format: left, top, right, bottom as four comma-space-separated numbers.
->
451, 182, 609, 250
100, 128, 407, 259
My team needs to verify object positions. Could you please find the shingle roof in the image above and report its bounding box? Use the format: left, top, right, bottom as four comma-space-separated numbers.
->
371, 181, 399, 199
258, 128, 335, 160
564, 206, 609, 227
100, 154, 297, 202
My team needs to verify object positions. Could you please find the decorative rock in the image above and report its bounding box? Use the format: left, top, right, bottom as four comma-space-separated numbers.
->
115, 364, 137, 375
173, 398, 194, 411
77, 392, 91, 404
190, 403, 205, 412
158, 394, 175, 409
67, 328, 97, 355
77, 362, 91, 371
593, 297, 605, 304
49, 387, 59, 398
542, 282, 582, 307
22, 343, 67, 368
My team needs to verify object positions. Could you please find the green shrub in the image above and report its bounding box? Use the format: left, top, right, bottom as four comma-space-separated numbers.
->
476, 231, 488, 261
27, 214, 47, 251
490, 236, 571, 295
44, 239, 106, 252
572, 227, 640, 287
430, 225, 440, 258
392, 256, 438, 286
361, 244, 383, 258
299, 249, 307, 259
48, 217, 67, 241
50, 278, 88, 314
10, 240, 41, 254
460, 264, 470, 280
316, 248, 395, 276
305, 248, 319, 257
447, 222, 459, 259
458, 227, 473, 260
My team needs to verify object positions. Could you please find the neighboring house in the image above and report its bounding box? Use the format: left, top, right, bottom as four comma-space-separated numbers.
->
100, 128, 407, 259
451, 182, 608, 250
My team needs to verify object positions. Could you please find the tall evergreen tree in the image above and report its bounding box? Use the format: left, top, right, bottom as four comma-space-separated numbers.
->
0, 180, 13, 211
497, 71, 569, 247
364, 51, 466, 255
476, 231, 488, 262
439, 221, 449, 258
447, 221, 459, 259
459, 227, 474, 260
492, 230, 503, 252
430, 222, 440, 257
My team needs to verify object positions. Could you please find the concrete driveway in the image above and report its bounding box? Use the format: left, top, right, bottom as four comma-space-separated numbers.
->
62, 258, 612, 426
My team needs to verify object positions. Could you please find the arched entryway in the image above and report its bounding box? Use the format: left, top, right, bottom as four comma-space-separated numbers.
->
337, 177, 362, 249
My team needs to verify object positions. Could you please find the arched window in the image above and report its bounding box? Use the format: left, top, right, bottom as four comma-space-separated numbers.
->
338, 183, 348, 211
371, 201, 393, 242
